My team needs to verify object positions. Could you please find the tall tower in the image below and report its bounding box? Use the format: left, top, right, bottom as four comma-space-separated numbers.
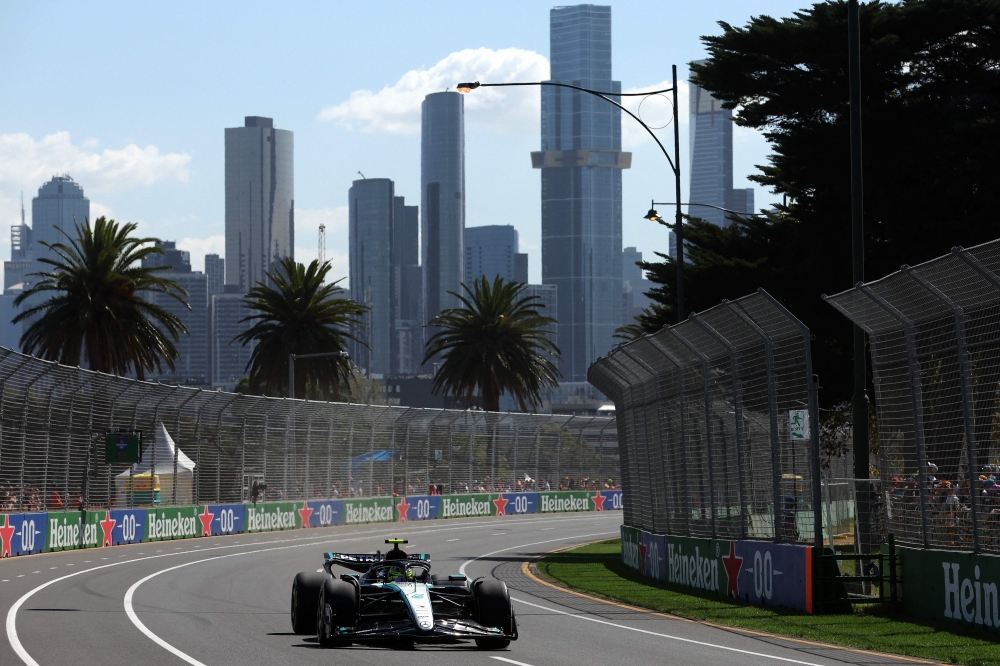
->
421, 92, 465, 331
688, 61, 754, 226
534, 4, 629, 382
349, 178, 395, 376
224, 116, 294, 291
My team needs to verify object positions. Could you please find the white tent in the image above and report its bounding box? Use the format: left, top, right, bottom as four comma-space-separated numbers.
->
115, 422, 196, 505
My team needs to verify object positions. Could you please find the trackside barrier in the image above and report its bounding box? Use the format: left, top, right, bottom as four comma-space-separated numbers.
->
620, 525, 813, 613
896, 546, 1000, 631
0, 490, 622, 557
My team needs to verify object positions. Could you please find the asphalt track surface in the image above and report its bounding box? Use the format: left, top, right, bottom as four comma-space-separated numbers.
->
1, 511, 933, 666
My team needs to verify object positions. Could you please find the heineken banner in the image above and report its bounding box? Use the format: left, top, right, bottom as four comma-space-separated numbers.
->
398, 495, 440, 521
1, 512, 47, 557
46, 510, 103, 551
621, 525, 814, 612
600, 490, 624, 511
305, 499, 341, 528
441, 494, 503, 519
539, 491, 592, 513
342, 497, 396, 525
146, 506, 200, 541
200, 504, 245, 536
246, 502, 300, 532
898, 546, 1000, 631
499, 492, 537, 515
109, 508, 147, 546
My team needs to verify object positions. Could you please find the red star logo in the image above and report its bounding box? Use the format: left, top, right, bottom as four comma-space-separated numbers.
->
722, 541, 743, 598
0, 514, 15, 558
297, 502, 313, 528
639, 541, 648, 576
198, 505, 214, 537
99, 510, 117, 547
493, 494, 509, 516
396, 498, 410, 521
591, 492, 606, 510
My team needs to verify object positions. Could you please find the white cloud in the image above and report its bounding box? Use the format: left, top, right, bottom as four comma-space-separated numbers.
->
621, 79, 689, 150
296, 206, 348, 237
177, 235, 225, 272
90, 202, 115, 220
0, 132, 191, 193
319, 48, 549, 135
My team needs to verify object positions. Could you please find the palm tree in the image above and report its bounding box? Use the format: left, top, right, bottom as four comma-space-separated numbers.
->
14, 216, 189, 378
423, 276, 560, 412
236, 257, 368, 399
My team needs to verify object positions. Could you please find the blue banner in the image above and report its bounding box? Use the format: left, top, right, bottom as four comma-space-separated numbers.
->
399, 495, 440, 521
305, 499, 342, 527
498, 492, 537, 515
734, 541, 811, 612
109, 508, 146, 545
642, 531, 667, 582
1, 512, 47, 556
201, 503, 245, 536
599, 490, 623, 511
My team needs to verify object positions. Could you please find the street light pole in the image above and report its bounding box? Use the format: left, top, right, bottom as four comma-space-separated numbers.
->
457, 74, 685, 319
289, 351, 349, 400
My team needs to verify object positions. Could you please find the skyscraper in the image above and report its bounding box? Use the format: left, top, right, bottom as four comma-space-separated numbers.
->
622, 246, 652, 324
533, 4, 629, 382
349, 178, 395, 376
31, 176, 89, 280
421, 92, 465, 329
689, 61, 755, 227
224, 116, 294, 291
465, 225, 518, 283
515, 253, 529, 284
205, 254, 225, 296
392, 196, 422, 374
210, 285, 254, 390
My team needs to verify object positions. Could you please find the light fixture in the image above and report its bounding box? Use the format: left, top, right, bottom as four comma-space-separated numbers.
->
456, 81, 480, 93
644, 207, 662, 222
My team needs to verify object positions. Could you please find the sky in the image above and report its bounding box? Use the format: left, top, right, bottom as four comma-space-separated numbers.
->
0, 0, 814, 287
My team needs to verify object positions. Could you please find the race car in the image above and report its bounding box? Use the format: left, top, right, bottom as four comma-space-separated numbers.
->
290, 539, 518, 649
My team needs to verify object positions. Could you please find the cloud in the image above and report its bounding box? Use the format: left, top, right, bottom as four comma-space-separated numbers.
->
319, 48, 549, 135
0, 132, 191, 193
620, 80, 689, 150
90, 202, 115, 220
295, 206, 349, 237
177, 235, 225, 272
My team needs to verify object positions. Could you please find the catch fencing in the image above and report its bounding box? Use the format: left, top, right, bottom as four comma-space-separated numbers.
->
588, 289, 822, 545
0, 348, 618, 512
825, 240, 1000, 554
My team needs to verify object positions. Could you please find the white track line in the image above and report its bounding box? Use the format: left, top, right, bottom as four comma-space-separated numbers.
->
458, 532, 617, 576
491, 657, 537, 666
511, 597, 828, 666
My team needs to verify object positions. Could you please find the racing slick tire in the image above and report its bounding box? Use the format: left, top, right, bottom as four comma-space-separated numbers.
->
317, 578, 357, 648
474, 579, 513, 649
291, 572, 326, 634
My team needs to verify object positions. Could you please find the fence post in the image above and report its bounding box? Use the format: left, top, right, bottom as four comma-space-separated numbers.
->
214, 396, 237, 503
326, 416, 335, 498
691, 314, 750, 538
447, 420, 454, 493
904, 264, 983, 550
171, 389, 201, 506
758, 289, 825, 549
403, 415, 412, 496
303, 410, 314, 501
39, 372, 63, 512
368, 412, 377, 496
345, 411, 356, 495
17, 365, 55, 510
663, 331, 717, 538
0, 357, 30, 488
857, 284, 931, 548
534, 426, 541, 491
62, 375, 95, 509
623, 344, 684, 536
727, 301, 785, 543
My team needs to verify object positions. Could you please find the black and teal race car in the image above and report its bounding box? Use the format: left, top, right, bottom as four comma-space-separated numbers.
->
290, 539, 518, 649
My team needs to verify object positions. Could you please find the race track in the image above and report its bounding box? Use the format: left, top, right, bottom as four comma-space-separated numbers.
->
2, 511, 922, 666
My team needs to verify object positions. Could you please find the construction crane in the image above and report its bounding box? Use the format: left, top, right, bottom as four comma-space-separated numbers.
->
318, 223, 326, 283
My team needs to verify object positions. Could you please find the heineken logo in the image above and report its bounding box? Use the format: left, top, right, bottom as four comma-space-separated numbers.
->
48, 517, 98, 549
148, 511, 198, 540
541, 495, 589, 513
621, 535, 642, 571
441, 497, 491, 519
667, 543, 719, 593
343, 502, 393, 524
247, 506, 297, 531
943, 562, 999, 627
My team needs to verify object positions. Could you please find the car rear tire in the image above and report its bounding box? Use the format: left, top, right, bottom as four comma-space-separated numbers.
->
317, 578, 357, 648
291, 572, 326, 634
475, 579, 513, 649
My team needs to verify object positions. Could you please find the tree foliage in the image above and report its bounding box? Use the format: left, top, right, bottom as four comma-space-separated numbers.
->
14, 216, 189, 378
636, 0, 1000, 403
236, 257, 368, 400
423, 276, 561, 412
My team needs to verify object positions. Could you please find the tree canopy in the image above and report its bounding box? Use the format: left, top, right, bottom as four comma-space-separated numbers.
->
635, 0, 1000, 404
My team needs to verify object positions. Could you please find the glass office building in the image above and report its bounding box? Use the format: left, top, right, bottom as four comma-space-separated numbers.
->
465, 225, 518, 283
349, 178, 395, 376
533, 4, 629, 382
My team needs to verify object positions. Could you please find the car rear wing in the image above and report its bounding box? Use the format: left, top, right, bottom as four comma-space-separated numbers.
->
323, 551, 431, 573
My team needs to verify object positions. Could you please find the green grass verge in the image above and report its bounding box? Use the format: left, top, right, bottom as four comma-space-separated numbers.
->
537, 539, 1000, 666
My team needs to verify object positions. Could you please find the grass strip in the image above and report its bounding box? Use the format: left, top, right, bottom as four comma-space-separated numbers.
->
537, 539, 1000, 666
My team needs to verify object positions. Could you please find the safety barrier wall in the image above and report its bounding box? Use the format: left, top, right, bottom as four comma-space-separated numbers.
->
0, 348, 619, 513
0, 490, 623, 556
589, 290, 822, 545
896, 546, 1000, 631
620, 525, 813, 613
825, 239, 1000, 554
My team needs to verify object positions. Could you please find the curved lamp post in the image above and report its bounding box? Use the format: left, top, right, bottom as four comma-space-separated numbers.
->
458, 65, 688, 318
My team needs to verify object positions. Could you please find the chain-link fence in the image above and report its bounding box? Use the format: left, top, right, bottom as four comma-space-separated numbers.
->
588, 289, 822, 545
825, 240, 1000, 554
0, 348, 618, 512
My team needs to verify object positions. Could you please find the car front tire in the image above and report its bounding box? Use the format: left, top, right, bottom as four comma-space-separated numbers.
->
291, 572, 326, 634
317, 578, 357, 648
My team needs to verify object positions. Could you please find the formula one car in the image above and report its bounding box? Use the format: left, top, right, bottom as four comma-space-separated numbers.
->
290, 539, 517, 649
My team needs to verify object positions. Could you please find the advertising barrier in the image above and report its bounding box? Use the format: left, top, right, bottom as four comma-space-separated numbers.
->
621, 525, 813, 613
0, 488, 621, 558
898, 546, 1000, 631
